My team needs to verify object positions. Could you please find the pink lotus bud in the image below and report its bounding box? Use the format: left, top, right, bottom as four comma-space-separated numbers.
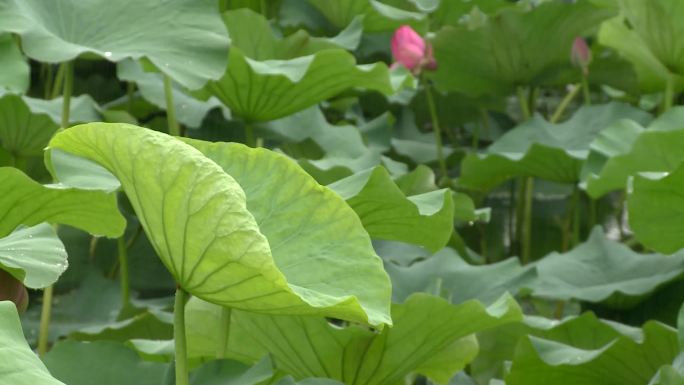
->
391, 25, 436, 73
571, 37, 592, 76
0, 269, 28, 313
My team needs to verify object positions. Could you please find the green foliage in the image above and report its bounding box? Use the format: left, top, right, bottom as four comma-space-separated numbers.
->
5, 1, 684, 384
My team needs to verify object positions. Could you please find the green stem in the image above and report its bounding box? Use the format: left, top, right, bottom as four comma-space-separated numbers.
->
244, 122, 256, 148
479, 108, 490, 142
664, 73, 675, 112
60, 61, 74, 129
521, 177, 534, 264
508, 182, 516, 257
217, 307, 231, 359
517, 87, 531, 120
43, 64, 53, 100
117, 235, 130, 306
588, 196, 597, 229
260, 0, 267, 15
126, 82, 136, 114
571, 185, 581, 247
163, 74, 180, 137
174, 288, 189, 385
37, 285, 53, 356
51, 63, 66, 100
581, 75, 591, 106
551, 84, 581, 123
425, 82, 448, 183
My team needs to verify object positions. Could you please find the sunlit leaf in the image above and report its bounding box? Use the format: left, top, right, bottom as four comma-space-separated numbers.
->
49, 123, 392, 326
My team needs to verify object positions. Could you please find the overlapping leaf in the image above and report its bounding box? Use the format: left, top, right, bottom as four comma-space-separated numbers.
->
582, 107, 684, 198
264, 106, 404, 184
459, 103, 652, 191
306, 0, 426, 32
598, 0, 684, 92
0, 301, 64, 385
628, 165, 684, 254
329, 166, 454, 252
199, 9, 407, 122
386, 248, 535, 305
48, 123, 392, 326
506, 321, 678, 385
531, 227, 684, 308
186, 293, 521, 385
0, 167, 124, 238
430, 1, 615, 97
0, 0, 229, 89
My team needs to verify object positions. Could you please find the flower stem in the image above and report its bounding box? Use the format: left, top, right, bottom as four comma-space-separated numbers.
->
425, 82, 448, 183
571, 185, 581, 247
174, 287, 189, 385
664, 73, 675, 113
517, 86, 531, 120
117, 235, 130, 307
163, 74, 180, 137
551, 84, 581, 123
126, 82, 136, 114
216, 307, 231, 359
521, 176, 534, 264
60, 61, 74, 129
51, 63, 65, 100
581, 75, 591, 106
37, 285, 53, 356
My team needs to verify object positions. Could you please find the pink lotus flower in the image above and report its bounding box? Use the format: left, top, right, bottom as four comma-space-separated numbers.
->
571, 37, 592, 76
391, 25, 436, 74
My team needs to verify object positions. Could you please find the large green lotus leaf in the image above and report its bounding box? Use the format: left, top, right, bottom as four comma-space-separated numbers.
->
0, 0, 228, 89
186, 293, 521, 385
264, 106, 404, 184
0, 301, 64, 385
182, 136, 392, 325
428, 0, 512, 29
458, 103, 652, 191
0, 167, 124, 238
628, 165, 684, 254
199, 9, 406, 122
430, 1, 615, 97
386, 247, 536, 305
506, 321, 679, 385
0, 34, 29, 93
0, 224, 66, 289
275, 378, 344, 385
116, 59, 226, 129
328, 166, 454, 252
598, 0, 684, 93
531, 227, 684, 308
306, 0, 426, 32
582, 107, 684, 198
472, 312, 654, 384
43, 341, 167, 385
48, 123, 392, 326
